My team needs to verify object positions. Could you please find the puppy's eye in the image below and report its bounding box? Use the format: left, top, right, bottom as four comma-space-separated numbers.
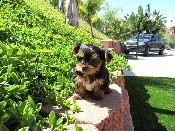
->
85, 53, 92, 61
91, 59, 101, 67
77, 56, 82, 61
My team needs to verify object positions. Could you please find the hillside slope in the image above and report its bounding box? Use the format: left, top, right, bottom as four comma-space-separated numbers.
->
0, 0, 102, 129
29, 0, 109, 40
0, 0, 130, 130
0, 0, 130, 104
0, 0, 100, 103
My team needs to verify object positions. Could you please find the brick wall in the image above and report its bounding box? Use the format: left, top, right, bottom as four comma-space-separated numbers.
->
67, 74, 134, 131
101, 39, 123, 54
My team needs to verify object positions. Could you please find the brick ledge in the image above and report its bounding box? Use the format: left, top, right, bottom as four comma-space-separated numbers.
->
67, 83, 134, 131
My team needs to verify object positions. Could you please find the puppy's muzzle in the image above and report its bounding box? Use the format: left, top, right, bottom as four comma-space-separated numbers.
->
82, 66, 88, 71
80, 60, 88, 71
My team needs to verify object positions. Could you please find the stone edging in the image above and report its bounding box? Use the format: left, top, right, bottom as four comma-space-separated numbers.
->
66, 75, 134, 131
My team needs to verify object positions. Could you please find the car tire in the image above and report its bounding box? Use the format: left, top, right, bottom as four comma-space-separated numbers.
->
144, 47, 149, 56
159, 46, 164, 55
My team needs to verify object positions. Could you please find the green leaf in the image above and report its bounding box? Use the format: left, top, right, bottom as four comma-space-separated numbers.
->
7, 64, 13, 74
28, 96, 35, 105
0, 42, 7, 53
19, 84, 27, 91
0, 124, 9, 131
6, 107, 18, 119
6, 85, 18, 93
75, 124, 83, 131
0, 113, 10, 123
34, 123, 43, 131
48, 111, 57, 128
18, 101, 27, 115
70, 100, 81, 113
11, 72, 18, 83
65, 111, 75, 125
27, 96, 37, 110
0, 101, 7, 110
18, 127, 29, 131
19, 81, 30, 91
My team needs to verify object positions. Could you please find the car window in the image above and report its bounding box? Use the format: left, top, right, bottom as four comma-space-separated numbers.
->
151, 36, 156, 41
131, 34, 151, 40
156, 36, 160, 40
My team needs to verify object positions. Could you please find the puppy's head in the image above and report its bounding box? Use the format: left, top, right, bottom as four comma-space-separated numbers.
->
71, 43, 112, 75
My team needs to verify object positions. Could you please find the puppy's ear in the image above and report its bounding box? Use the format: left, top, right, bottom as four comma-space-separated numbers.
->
102, 49, 113, 62
71, 43, 81, 54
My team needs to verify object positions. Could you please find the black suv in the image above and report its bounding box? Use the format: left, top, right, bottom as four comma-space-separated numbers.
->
123, 34, 165, 56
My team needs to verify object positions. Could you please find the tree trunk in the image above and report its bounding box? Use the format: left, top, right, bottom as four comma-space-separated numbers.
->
61, 0, 65, 14
88, 14, 94, 38
57, 0, 59, 10
65, 0, 79, 27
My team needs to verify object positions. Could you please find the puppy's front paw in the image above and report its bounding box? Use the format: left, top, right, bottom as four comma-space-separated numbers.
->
70, 93, 82, 100
105, 88, 112, 94
92, 90, 105, 100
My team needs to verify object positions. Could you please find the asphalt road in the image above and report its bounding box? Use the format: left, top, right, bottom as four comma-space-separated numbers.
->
123, 49, 175, 78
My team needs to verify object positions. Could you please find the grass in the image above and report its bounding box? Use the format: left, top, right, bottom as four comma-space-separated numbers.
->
124, 76, 175, 131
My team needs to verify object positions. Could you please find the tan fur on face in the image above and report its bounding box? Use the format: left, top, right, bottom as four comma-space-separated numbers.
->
75, 63, 83, 72
75, 61, 102, 75
75, 63, 101, 75
77, 51, 84, 58
84, 66, 99, 75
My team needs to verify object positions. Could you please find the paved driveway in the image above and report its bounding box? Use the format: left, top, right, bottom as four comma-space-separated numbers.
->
123, 50, 175, 78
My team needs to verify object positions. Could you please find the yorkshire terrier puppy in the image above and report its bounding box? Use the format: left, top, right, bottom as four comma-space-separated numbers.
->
71, 43, 113, 100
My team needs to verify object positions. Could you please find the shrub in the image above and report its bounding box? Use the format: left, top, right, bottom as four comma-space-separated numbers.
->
164, 34, 175, 49
0, 0, 130, 130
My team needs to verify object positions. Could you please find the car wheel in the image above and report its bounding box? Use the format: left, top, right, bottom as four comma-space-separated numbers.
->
159, 46, 164, 55
144, 47, 149, 56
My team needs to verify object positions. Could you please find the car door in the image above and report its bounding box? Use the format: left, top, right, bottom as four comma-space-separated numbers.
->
149, 35, 157, 50
155, 35, 162, 50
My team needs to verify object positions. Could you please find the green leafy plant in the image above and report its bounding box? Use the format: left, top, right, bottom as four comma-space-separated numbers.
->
164, 34, 175, 49
47, 111, 67, 131
107, 52, 131, 80
0, 96, 43, 131
0, 101, 9, 131
0, 0, 130, 130
75, 124, 83, 131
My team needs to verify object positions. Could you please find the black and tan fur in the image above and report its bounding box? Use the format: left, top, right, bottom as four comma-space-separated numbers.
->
71, 43, 113, 100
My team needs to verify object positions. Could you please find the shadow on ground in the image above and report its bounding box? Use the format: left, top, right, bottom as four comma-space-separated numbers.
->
124, 51, 174, 60
124, 76, 167, 131
82, 86, 121, 110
